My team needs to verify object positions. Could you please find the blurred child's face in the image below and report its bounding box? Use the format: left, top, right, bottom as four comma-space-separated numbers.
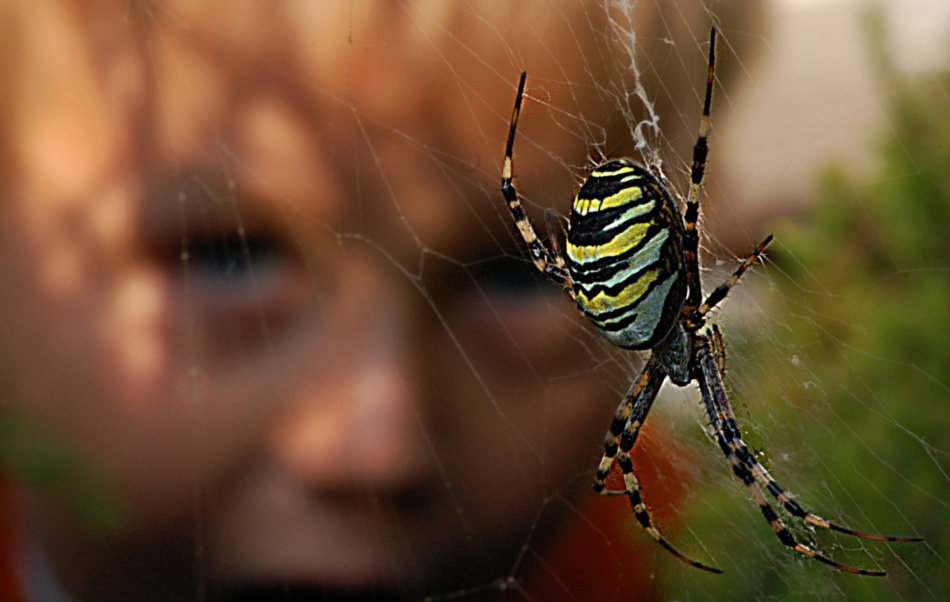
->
0, 4, 622, 599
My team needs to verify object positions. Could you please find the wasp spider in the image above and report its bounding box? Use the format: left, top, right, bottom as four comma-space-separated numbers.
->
499, 27, 921, 575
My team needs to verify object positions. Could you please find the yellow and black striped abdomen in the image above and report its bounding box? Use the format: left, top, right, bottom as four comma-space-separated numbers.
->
566, 159, 687, 350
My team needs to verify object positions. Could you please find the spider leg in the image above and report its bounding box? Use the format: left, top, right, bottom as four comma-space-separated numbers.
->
692, 234, 773, 324
694, 337, 915, 576
682, 27, 717, 313
501, 71, 571, 288
544, 209, 569, 274
593, 356, 663, 495
700, 333, 922, 544
709, 324, 727, 378
593, 358, 722, 574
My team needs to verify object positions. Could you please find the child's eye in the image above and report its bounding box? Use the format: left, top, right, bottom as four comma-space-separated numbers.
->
171, 221, 313, 355
185, 230, 289, 288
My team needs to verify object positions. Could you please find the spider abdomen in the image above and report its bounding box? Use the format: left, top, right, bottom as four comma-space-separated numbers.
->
566, 159, 687, 350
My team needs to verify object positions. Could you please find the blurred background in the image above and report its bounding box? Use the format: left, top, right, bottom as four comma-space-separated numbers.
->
0, 1, 948, 600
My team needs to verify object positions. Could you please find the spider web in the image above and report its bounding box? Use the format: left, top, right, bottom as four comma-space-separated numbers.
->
7, 1, 949, 600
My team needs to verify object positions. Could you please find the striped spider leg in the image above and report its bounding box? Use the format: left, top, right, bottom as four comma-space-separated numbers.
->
693, 334, 922, 575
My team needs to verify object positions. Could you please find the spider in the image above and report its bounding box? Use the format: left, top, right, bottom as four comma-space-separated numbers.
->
499, 27, 921, 575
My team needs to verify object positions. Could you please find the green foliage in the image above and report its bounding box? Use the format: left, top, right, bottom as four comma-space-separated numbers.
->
785, 70, 948, 595
0, 409, 123, 534
735, 60, 948, 601
780, 67, 950, 437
